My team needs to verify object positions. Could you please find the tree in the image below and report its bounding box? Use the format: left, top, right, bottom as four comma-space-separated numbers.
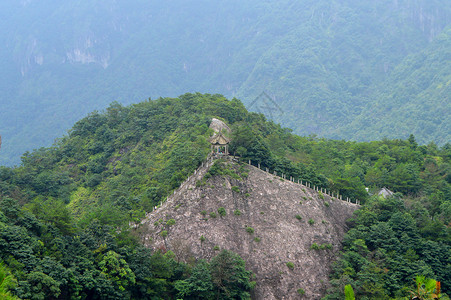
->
344, 284, 355, 300
210, 250, 255, 299
175, 260, 214, 299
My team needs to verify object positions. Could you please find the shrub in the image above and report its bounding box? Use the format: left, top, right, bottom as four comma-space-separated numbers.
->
160, 230, 168, 238
234, 209, 242, 216
199, 235, 206, 242
318, 191, 324, 200
320, 243, 333, 250
310, 243, 320, 250
209, 212, 217, 218
308, 219, 315, 225
246, 227, 254, 234
231, 186, 240, 193
302, 196, 307, 200
254, 237, 261, 242
166, 219, 176, 226
200, 210, 207, 216
217, 207, 226, 217
286, 262, 294, 269
295, 214, 302, 220
297, 288, 305, 295
324, 201, 330, 207
245, 193, 250, 197
260, 211, 264, 214
213, 245, 220, 251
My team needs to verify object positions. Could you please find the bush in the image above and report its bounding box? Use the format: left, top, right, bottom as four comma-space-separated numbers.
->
318, 191, 324, 199
200, 210, 207, 216
297, 288, 305, 295
246, 227, 254, 234
286, 262, 294, 269
324, 201, 330, 207
166, 219, 176, 226
254, 237, 261, 242
234, 209, 242, 216
160, 230, 168, 238
209, 212, 217, 218
245, 193, 250, 197
295, 214, 302, 220
308, 218, 315, 225
231, 186, 240, 193
310, 243, 320, 250
200, 235, 206, 242
218, 207, 227, 217
320, 243, 332, 250
214, 245, 220, 251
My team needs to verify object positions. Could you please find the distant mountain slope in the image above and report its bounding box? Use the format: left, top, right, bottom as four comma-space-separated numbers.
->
0, 0, 450, 165
336, 25, 451, 145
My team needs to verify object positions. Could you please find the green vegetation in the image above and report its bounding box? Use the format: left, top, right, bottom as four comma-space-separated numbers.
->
308, 219, 315, 225
286, 262, 294, 269
234, 209, 242, 216
245, 227, 254, 234
323, 195, 451, 299
0, 93, 450, 298
209, 212, 217, 219
231, 186, 240, 193
324, 202, 330, 207
295, 214, 302, 221
254, 237, 261, 243
310, 243, 332, 250
160, 230, 168, 238
217, 207, 226, 217
199, 235, 206, 242
297, 288, 305, 295
166, 219, 176, 226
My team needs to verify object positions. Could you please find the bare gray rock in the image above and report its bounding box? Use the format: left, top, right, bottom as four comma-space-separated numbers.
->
139, 160, 358, 299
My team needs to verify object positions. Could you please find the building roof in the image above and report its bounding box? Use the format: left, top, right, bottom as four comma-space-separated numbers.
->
378, 187, 394, 198
209, 131, 230, 145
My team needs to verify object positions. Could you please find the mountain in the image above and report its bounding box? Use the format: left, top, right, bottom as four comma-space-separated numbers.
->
140, 158, 358, 299
1, 0, 450, 165
0, 93, 450, 298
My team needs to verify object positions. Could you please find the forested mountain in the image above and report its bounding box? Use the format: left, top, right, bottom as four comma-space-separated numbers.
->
0, 94, 450, 298
0, 0, 450, 165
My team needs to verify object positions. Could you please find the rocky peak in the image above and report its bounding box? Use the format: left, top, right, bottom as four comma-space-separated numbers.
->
138, 159, 358, 299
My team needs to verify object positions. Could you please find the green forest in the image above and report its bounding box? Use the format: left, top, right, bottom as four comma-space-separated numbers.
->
0, 0, 450, 166
0, 94, 450, 299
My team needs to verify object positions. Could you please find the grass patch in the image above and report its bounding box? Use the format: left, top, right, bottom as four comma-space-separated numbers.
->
308, 218, 315, 225
234, 209, 242, 216
166, 219, 176, 226
286, 262, 294, 269
295, 214, 302, 220
209, 212, 217, 218
231, 186, 240, 193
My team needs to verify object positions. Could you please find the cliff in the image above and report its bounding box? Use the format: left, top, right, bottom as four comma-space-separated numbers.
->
138, 158, 359, 299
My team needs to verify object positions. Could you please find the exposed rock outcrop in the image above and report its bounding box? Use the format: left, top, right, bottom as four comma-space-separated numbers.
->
139, 159, 358, 299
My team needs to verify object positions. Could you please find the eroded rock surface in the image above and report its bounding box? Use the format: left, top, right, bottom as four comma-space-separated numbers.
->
139, 161, 358, 299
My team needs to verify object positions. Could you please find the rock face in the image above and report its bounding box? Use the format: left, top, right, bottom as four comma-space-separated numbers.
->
209, 118, 231, 134
139, 159, 358, 299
